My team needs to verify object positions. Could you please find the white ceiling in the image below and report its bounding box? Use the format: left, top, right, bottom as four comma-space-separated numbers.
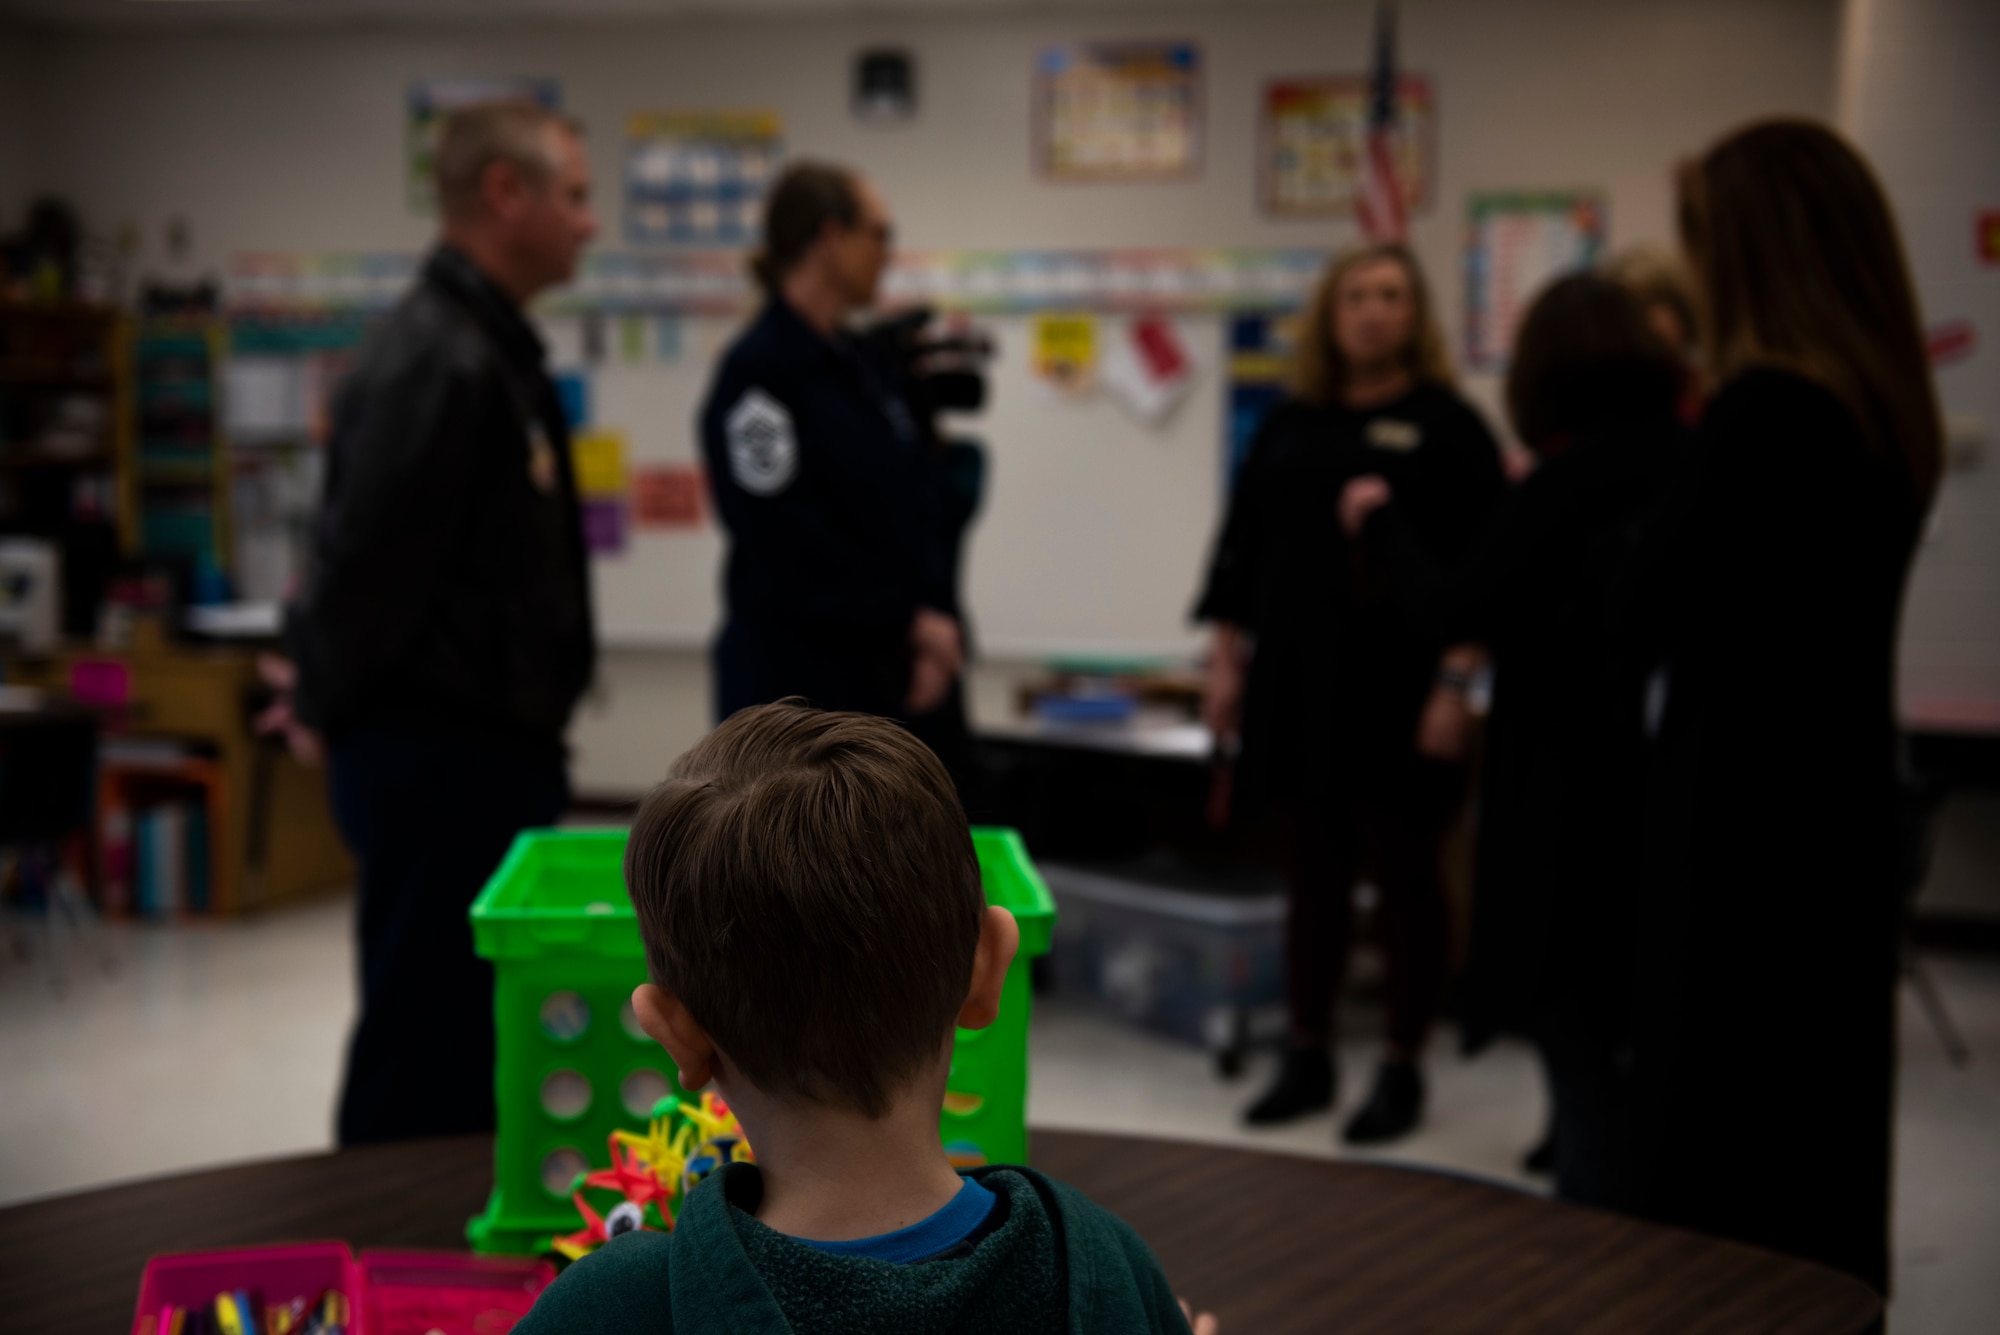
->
0, 0, 1311, 33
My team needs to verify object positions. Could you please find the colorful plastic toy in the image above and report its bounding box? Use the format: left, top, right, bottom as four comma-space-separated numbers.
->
551, 1092, 755, 1260
466, 826, 1054, 1256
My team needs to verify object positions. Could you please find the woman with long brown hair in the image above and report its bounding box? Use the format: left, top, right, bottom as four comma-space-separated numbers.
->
1194, 244, 1504, 1142
1624, 120, 1941, 1290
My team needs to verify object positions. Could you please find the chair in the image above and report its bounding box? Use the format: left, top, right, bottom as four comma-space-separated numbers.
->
0, 699, 110, 992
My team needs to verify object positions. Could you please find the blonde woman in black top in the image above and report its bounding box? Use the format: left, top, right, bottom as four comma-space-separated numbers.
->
1195, 244, 1505, 1142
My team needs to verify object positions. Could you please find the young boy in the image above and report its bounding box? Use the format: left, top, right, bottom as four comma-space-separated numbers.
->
516, 701, 1213, 1334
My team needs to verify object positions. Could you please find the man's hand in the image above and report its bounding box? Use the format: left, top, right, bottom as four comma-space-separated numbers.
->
1338, 474, 1393, 537
906, 608, 964, 714
253, 653, 325, 767
1179, 1297, 1220, 1335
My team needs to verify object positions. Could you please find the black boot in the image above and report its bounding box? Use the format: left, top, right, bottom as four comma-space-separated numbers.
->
1342, 1060, 1425, 1144
1243, 1046, 1335, 1126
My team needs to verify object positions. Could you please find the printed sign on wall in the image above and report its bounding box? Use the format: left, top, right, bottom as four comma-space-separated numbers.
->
1036, 42, 1201, 181
1030, 314, 1100, 394
1978, 210, 2000, 267
1463, 192, 1607, 372
625, 111, 783, 246
633, 464, 706, 528
571, 428, 630, 555
1260, 76, 1436, 219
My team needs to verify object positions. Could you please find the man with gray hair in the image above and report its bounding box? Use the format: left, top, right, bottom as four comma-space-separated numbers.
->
273, 101, 599, 1143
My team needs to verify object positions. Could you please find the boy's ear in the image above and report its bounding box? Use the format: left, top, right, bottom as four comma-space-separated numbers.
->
955, 905, 1020, 1032
632, 982, 718, 1092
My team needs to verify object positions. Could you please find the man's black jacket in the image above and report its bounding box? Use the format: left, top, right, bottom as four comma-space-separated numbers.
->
288, 246, 594, 758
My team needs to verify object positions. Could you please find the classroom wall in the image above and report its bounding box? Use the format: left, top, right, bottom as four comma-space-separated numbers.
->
1838, 0, 2000, 730
8, 0, 1842, 794
19, 1, 1838, 281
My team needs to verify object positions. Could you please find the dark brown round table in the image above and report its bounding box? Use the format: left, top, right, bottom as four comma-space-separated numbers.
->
0, 1130, 1881, 1333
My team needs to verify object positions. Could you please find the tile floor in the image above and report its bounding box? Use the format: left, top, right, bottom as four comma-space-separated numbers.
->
3, 895, 1996, 1332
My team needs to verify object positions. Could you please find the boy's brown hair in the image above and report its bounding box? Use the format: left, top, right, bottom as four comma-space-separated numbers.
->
624, 701, 984, 1119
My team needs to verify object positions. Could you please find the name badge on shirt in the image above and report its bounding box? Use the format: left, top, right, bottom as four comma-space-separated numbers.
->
526, 422, 560, 494
1366, 418, 1423, 453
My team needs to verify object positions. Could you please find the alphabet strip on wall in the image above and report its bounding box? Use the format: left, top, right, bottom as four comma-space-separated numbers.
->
225, 247, 1331, 320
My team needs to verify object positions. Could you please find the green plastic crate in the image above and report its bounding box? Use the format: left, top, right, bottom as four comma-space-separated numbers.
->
465, 825, 1054, 1256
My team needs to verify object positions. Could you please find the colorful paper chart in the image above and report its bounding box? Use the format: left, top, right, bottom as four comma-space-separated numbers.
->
580, 498, 626, 555
633, 464, 705, 528
1260, 76, 1435, 218
1036, 42, 1202, 181
1978, 210, 2000, 266
1462, 192, 1608, 372
571, 429, 628, 498
1030, 314, 1099, 391
625, 111, 783, 247
406, 77, 561, 214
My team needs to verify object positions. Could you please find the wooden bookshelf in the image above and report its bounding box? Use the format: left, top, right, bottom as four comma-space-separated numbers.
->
0, 300, 131, 549
4, 633, 354, 915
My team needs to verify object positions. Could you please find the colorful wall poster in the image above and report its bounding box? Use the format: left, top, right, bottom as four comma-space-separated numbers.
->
1462, 192, 1608, 372
1927, 318, 1978, 366
581, 499, 626, 555
633, 464, 706, 528
1260, 76, 1435, 219
571, 428, 629, 555
406, 77, 561, 213
1036, 42, 1201, 181
1979, 210, 2000, 266
625, 111, 783, 246
1101, 314, 1196, 425
572, 428, 628, 497
1030, 314, 1100, 393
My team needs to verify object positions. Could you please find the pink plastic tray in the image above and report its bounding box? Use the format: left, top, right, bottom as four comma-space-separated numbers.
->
358, 1250, 553, 1335
132, 1242, 357, 1334
131, 1244, 553, 1335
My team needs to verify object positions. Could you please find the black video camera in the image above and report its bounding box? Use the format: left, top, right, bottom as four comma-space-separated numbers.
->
865, 306, 996, 434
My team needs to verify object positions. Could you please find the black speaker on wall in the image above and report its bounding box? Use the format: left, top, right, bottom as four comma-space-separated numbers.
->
855, 49, 916, 123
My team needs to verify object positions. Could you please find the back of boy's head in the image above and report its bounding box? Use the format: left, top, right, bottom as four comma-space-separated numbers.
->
625, 700, 983, 1119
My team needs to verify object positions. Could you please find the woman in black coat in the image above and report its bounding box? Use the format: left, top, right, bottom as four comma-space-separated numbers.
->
1195, 243, 1505, 1143
1340, 273, 1691, 1206
1618, 121, 1942, 1292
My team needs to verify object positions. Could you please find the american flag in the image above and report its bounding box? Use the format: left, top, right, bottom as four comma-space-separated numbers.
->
1355, 1, 1408, 243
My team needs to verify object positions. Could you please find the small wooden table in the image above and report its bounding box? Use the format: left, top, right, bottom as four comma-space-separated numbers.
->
0, 1131, 1881, 1334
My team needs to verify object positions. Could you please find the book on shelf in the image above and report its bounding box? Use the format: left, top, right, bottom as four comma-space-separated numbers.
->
125, 797, 209, 917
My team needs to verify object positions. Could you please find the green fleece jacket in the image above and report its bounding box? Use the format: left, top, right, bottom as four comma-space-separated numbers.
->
514, 1163, 1192, 1335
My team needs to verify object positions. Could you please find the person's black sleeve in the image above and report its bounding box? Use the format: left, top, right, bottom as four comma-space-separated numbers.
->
1191, 411, 1280, 628
703, 371, 922, 634
289, 347, 484, 730
1363, 458, 1582, 646
1426, 397, 1510, 567
917, 451, 957, 620
1611, 414, 1719, 671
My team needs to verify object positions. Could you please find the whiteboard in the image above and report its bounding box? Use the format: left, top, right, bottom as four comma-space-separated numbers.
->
557, 312, 1221, 661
